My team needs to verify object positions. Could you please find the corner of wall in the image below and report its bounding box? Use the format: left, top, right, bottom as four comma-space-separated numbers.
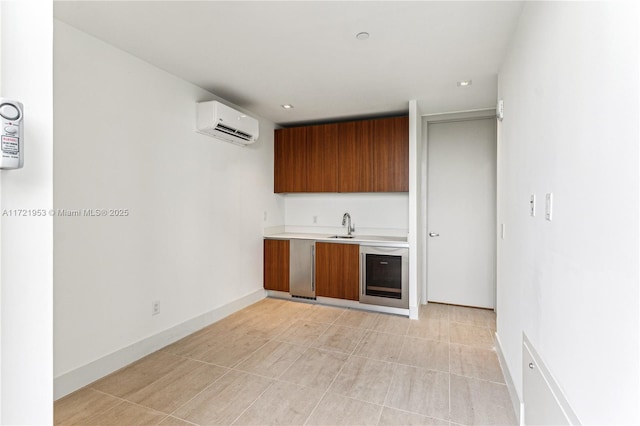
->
495, 332, 523, 425
408, 100, 423, 311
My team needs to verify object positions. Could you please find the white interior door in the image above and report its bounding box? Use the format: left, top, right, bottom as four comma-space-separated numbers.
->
427, 118, 496, 308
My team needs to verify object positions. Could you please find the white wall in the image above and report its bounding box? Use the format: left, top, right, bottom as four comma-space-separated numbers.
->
408, 100, 423, 317
0, 0, 54, 423
54, 21, 284, 396
284, 193, 408, 236
497, 2, 639, 424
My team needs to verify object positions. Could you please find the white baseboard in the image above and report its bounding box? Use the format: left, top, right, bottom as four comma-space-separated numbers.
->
495, 332, 524, 425
522, 334, 581, 425
266, 290, 410, 317
54, 288, 266, 400
409, 305, 419, 320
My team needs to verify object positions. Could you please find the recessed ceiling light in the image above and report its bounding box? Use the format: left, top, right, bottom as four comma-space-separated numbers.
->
457, 80, 472, 87
356, 32, 370, 40
281, 104, 294, 109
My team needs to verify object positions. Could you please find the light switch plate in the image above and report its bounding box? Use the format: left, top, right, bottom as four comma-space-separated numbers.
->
545, 193, 553, 221
530, 194, 536, 217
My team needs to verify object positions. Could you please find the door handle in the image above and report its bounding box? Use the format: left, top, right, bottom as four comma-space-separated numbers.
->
429, 232, 440, 237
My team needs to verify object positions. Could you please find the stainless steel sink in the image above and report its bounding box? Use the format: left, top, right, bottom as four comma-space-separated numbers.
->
328, 235, 407, 242
356, 235, 407, 242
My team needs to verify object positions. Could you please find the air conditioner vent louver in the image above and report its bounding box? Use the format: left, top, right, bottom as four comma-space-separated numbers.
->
196, 101, 259, 146
214, 123, 253, 141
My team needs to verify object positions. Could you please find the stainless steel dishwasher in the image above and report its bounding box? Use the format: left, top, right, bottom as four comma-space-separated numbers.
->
289, 239, 316, 299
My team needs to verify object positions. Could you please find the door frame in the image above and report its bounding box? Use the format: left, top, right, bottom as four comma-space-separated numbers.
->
421, 108, 498, 309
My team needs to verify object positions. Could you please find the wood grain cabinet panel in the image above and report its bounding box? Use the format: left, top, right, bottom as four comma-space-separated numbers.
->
274, 116, 408, 193
315, 242, 360, 301
307, 123, 339, 192
274, 127, 308, 193
337, 120, 374, 192
372, 116, 409, 192
263, 239, 290, 292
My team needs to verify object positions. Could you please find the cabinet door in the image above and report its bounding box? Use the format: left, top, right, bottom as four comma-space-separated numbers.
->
338, 120, 374, 192
274, 127, 308, 193
264, 239, 290, 292
307, 123, 339, 192
372, 116, 409, 192
315, 242, 360, 301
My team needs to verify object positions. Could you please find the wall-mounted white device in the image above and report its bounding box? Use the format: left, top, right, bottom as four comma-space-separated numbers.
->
545, 193, 553, 221
196, 101, 259, 147
530, 194, 536, 217
0, 98, 24, 169
496, 99, 504, 121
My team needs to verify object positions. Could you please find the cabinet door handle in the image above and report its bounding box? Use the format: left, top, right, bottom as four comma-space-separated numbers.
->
429, 232, 440, 237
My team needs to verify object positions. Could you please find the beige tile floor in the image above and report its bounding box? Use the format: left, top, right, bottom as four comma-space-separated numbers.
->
55, 298, 517, 426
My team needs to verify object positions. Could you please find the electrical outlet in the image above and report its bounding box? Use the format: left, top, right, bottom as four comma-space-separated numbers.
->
313, 215, 318, 224
152, 301, 160, 316
263, 211, 267, 221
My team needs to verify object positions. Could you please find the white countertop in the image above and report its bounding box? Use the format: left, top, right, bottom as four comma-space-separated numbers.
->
265, 232, 409, 248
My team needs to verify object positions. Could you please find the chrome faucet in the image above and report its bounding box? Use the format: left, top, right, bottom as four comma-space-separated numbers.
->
342, 212, 355, 236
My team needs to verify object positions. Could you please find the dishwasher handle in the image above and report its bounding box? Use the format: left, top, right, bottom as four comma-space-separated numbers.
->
311, 245, 315, 292
360, 253, 365, 295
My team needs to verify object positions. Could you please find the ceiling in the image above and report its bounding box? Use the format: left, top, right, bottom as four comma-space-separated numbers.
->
54, 1, 524, 126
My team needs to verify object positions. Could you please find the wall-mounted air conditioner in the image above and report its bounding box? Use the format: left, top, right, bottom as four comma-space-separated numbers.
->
196, 101, 259, 146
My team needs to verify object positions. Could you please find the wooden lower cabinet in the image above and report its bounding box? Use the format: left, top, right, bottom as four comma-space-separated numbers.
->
263, 239, 290, 292
315, 242, 359, 301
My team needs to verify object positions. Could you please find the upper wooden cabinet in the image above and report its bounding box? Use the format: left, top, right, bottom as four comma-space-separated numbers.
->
337, 120, 374, 192
307, 123, 339, 192
274, 127, 308, 193
274, 115, 408, 193
373, 116, 409, 192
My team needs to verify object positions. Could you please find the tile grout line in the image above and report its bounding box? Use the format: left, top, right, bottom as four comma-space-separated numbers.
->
81, 389, 170, 423
228, 377, 278, 426
87, 351, 187, 408
302, 320, 370, 426
76, 388, 136, 422
379, 349, 401, 423
225, 308, 332, 425
59, 300, 501, 425
380, 404, 452, 425
165, 309, 308, 423
163, 415, 199, 426
271, 339, 316, 381
165, 365, 235, 421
